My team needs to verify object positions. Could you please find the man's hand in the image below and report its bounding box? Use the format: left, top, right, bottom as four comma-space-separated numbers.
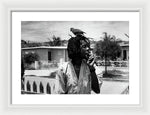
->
87, 52, 96, 66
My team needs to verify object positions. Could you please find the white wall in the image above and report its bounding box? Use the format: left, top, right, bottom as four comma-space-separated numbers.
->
23, 48, 68, 63
51, 49, 66, 62
0, 0, 150, 115
37, 49, 49, 61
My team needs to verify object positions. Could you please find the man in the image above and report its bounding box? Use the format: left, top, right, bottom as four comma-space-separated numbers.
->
55, 35, 100, 94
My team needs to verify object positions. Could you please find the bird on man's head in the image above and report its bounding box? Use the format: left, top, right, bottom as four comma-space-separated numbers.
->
70, 28, 86, 36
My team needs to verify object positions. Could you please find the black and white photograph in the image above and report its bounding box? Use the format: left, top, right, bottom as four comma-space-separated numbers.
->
11, 11, 140, 105
2, 0, 150, 114
21, 21, 129, 95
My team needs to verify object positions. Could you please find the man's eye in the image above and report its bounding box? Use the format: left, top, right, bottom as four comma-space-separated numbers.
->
82, 45, 86, 48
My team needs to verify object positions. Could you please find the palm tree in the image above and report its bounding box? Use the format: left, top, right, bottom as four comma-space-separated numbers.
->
94, 32, 121, 76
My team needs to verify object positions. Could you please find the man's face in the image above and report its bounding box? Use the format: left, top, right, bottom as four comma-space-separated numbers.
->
80, 40, 91, 60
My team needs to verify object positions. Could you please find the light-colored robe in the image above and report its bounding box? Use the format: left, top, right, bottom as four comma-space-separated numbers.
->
55, 60, 91, 94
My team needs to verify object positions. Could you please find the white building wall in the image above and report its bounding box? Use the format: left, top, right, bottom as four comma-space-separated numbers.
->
22, 48, 68, 63
50, 49, 66, 63
36, 49, 48, 61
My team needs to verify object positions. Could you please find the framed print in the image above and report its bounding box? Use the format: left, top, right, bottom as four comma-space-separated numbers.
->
10, 10, 141, 106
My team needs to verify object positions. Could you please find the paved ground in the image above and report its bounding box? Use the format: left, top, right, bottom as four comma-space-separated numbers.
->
95, 66, 129, 75
95, 66, 129, 94
100, 80, 129, 94
25, 66, 129, 77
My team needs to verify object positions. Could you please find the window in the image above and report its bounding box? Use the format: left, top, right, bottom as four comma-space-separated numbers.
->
48, 51, 51, 61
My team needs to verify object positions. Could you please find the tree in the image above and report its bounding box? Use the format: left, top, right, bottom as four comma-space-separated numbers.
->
52, 35, 62, 46
23, 52, 39, 65
21, 40, 43, 48
21, 40, 27, 48
47, 35, 62, 46
94, 32, 121, 75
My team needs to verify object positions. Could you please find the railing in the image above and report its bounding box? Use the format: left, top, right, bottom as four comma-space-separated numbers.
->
96, 61, 129, 67
21, 75, 56, 94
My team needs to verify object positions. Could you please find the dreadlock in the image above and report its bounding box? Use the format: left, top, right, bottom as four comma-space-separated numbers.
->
67, 35, 90, 60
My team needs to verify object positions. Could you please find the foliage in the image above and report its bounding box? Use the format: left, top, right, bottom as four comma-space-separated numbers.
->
47, 35, 62, 46
23, 52, 39, 65
94, 32, 121, 61
21, 40, 27, 48
21, 40, 43, 48
94, 32, 121, 75
21, 35, 63, 48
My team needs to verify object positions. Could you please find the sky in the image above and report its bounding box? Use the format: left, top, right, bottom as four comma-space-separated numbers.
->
21, 21, 129, 42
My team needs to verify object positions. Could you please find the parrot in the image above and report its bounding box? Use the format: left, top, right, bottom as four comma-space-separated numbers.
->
70, 28, 86, 36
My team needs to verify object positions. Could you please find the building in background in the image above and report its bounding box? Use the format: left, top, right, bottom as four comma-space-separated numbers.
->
22, 46, 68, 63
119, 41, 129, 61
22, 41, 129, 65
